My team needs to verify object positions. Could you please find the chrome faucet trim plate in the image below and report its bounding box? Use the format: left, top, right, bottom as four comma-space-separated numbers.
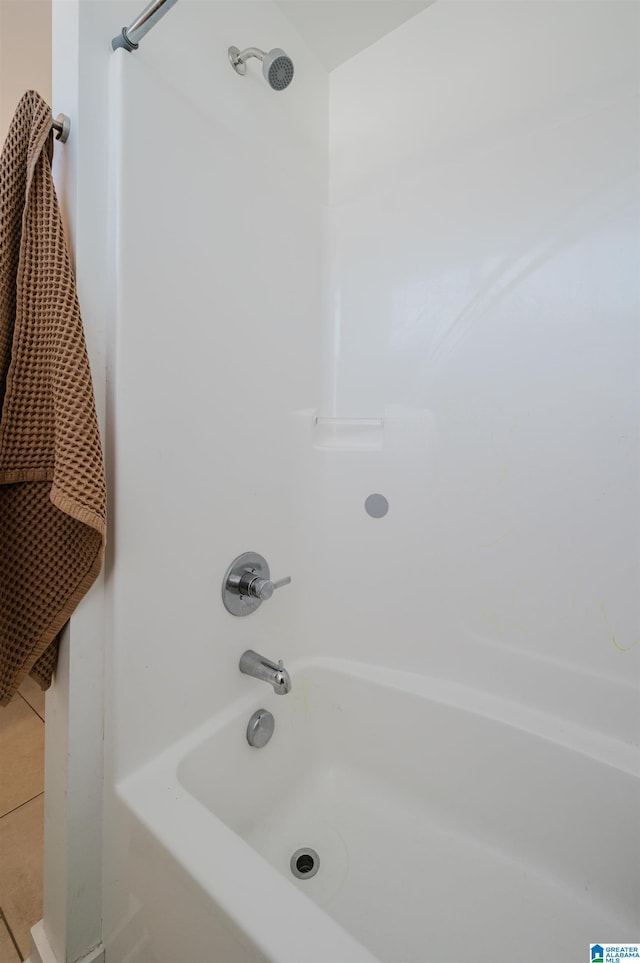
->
222, 552, 291, 616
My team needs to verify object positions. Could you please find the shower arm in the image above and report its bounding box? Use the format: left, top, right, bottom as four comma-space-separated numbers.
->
228, 47, 266, 74
112, 0, 179, 52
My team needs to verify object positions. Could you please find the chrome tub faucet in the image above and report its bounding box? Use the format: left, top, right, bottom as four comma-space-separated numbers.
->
239, 650, 292, 695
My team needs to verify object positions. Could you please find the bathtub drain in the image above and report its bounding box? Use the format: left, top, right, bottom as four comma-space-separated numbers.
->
290, 847, 320, 880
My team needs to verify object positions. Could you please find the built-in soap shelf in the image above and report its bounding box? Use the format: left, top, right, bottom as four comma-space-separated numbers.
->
313, 416, 384, 451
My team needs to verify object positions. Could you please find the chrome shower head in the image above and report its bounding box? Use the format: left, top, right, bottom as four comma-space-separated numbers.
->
229, 46, 295, 91
262, 48, 294, 90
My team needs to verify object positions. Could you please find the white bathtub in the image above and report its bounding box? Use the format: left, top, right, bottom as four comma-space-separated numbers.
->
117, 657, 639, 963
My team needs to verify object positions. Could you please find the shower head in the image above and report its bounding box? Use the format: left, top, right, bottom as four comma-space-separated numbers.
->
262, 48, 295, 90
229, 46, 295, 91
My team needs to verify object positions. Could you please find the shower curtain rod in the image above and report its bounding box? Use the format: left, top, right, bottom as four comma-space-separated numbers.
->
112, 0, 179, 52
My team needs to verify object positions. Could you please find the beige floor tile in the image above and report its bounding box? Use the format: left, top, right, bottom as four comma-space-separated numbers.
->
0, 918, 20, 963
0, 696, 44, 818
0, 795, 43, 958
18, 676, 45, 721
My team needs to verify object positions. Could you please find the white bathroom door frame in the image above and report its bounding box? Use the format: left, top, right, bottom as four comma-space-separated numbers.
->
30, 2, 110, 961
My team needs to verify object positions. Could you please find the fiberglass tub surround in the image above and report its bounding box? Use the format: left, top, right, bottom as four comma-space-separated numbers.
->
104, 1, 640, 962
119, 656, 639, 963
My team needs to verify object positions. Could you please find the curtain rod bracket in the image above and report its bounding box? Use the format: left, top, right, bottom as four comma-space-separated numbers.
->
111, 0, 178, 53
112, 28, 139, 53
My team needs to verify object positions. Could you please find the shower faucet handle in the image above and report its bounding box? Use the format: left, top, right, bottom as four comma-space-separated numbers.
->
222, 552, 291, 616
246, 575, 291, 601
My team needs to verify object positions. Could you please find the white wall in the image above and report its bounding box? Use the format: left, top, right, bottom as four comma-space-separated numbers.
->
319, 0, 640, 742
102, 0, 328, 953
39, 2, 116, 960
107, 0, 327, 781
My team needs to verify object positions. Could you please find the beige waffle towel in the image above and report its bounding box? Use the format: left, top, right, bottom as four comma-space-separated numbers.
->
0, 91, 106, 705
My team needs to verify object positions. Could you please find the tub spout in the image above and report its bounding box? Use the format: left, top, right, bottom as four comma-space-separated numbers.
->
239, 650, 292, 695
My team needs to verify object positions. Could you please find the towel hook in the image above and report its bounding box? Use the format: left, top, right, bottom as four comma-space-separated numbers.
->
52, 113, 70, 143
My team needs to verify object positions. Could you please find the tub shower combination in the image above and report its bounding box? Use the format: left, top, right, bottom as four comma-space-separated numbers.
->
107, 2, 640, 962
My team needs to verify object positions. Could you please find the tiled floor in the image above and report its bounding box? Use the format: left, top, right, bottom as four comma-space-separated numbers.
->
0, 678, 45, 963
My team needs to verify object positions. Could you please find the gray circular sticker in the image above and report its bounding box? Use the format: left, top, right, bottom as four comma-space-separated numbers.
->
365, 493, 389, 518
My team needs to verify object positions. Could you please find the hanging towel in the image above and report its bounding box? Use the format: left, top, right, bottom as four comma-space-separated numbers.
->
0, 91, 106, 705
